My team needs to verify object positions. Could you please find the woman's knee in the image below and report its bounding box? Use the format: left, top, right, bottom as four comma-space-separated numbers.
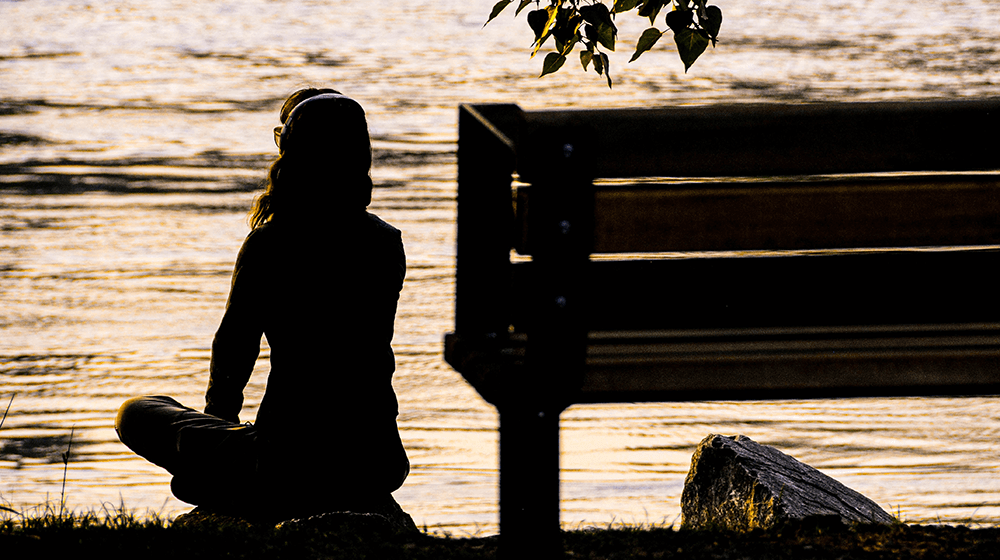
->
116, 397, 144, 438
115, 395, 182, 443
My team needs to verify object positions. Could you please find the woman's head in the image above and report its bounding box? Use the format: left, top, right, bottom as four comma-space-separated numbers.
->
250, 88, 373, 228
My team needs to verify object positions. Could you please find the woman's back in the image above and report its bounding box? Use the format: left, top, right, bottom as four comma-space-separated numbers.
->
252, 212, 404, 429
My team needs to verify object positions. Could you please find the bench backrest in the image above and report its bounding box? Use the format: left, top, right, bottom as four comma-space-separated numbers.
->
447, 100, 1000, 407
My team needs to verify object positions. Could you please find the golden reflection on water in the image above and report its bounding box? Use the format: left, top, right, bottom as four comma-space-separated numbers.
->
2, 0, 999, 535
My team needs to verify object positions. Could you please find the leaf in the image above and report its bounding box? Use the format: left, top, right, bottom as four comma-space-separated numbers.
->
579, 3, 615, 28
540, 52, 567, 77
580, 49, 593, 71
601, 52, 613, 88
578, 3, 618, 52
485, 0, 513, 26
597, 22, 617, 51
665, 9, 693, 33
592, 49, 605, 75
702, 5, 723, 46
613, 0, 641, 13
630, 27, 663, 62
637, 0, 666, 26
674, 27, 710, 72
552, 7, 583, 47
555, 33, 581, 57
527, 9, 549, 40
529, 6, 560, 57
515, 0, 534, 16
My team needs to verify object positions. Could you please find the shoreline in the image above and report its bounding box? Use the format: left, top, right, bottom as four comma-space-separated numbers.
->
2, 508, 998, 559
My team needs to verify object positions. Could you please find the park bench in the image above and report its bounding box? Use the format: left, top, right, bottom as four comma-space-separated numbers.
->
444, 99, 1000, 555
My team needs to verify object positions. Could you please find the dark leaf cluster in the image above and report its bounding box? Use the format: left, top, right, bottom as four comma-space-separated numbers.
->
486, 0, 723, 87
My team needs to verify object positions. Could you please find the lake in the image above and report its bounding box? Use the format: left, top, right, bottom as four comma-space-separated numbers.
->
1, 0, 998, 533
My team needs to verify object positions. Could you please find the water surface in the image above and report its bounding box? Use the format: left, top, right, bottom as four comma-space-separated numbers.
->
2, 0, 998, 533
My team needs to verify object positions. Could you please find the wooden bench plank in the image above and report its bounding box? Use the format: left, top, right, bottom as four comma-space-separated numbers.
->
469, 323, 1000, 402
579, 323, 1000, 401
515, 99, 1000, 180
446, 322, 1000, 404
515, 175, 1000, 253
505, 249, 1000, 332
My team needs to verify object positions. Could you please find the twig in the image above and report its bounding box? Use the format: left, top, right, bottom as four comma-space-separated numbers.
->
59, 426, 75, 519
0, 393, 13, 430
0, 394, 14, 518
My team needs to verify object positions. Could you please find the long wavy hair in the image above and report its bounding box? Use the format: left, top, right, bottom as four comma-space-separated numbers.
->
249, 88, 374, 229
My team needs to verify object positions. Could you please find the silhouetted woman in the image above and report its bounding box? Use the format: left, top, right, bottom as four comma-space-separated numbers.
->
116, 88, 408, 520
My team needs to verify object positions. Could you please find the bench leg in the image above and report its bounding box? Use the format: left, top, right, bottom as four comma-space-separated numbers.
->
499, 406, 562, 558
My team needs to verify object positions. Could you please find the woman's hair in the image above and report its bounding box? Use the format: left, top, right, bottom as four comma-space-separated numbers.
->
249, 88, 374, 229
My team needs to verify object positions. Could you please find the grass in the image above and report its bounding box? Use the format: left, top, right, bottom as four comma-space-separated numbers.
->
1, 503, 998, 559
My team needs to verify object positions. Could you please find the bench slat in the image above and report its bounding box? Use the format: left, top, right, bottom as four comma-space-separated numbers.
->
516, 99, 1000, 180
446, 322, 1000, 404
579, 330, 1000, 401
507, 249, 999, 332
515, 175, 1000, 254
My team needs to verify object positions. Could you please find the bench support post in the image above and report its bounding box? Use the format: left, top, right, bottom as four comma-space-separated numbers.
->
499, 406, 562, 557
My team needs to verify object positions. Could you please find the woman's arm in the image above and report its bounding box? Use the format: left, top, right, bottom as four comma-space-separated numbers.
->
204, 229, 267, 423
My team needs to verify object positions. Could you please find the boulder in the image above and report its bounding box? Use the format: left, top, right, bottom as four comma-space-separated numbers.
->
278, 495, 420, 535
680, 434, 895, 531
172, 494, 419, 535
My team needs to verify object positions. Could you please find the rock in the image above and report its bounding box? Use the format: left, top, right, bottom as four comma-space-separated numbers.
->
171, 508, 262, 530
172, 495, 419, 536
680, 434, 895, 531
278, 495, 420, 536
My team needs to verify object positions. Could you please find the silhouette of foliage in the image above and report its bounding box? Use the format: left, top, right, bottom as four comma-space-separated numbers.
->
486, 0, 722, 87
